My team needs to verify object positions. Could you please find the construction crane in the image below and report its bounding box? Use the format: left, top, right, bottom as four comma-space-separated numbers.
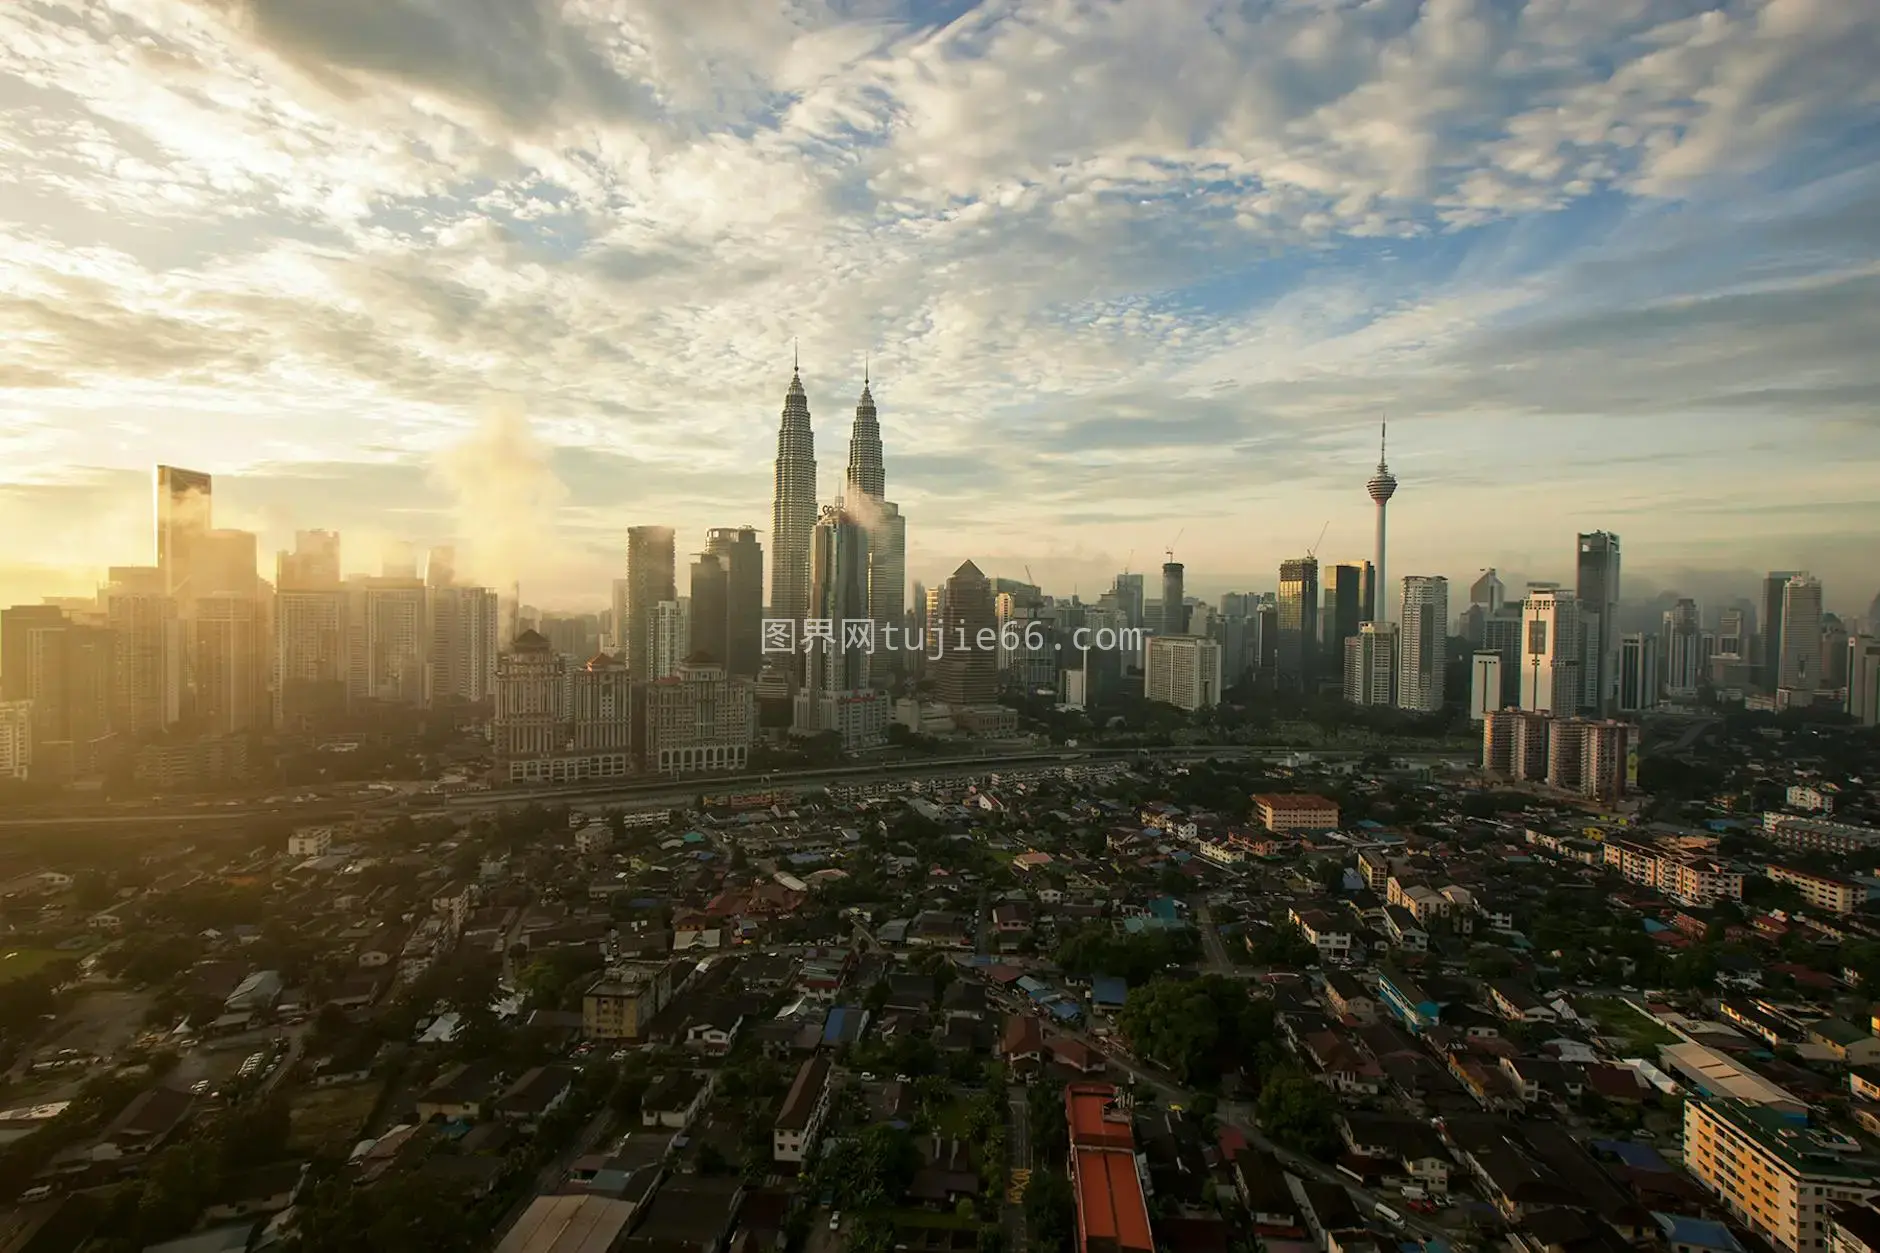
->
1305, 520, 1330, 560
1166, 527, 1185, 564
1122, 548, 1133, 575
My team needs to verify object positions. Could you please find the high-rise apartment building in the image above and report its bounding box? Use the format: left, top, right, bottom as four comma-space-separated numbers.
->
1480, 605, 1524, 707
1575, 531, 1621, 713
1618, 632, 1658, 713
1663, 597, 1704, 697
705, 527, 764, 678
1519, 585, 1581, 715
429, 585, 499, 703
649, 599, 690, 681
345, 577, 429, 706
1160, 562, 1185, 636
1546, 717, 1630, 799
1277, 557, 1319, 694
1344, 622, 1399, 707
770, 364, 817, 633
1778, 573, 1823, 705
624, 526, 677, 682
933, 560, 999, 709
1397, 575, 1448, 712
1468, 650, 1501, 722
0, 701, 29, 781
493, 633, 633, 783
277, 530, 340, 591
1365, 424, 1397, 625
1717, 608, 1747, 659
103, 567, 182, 737
0, 605, 113, 775
1761, 570, 1800, 692
276, 587, 346, 726
1482, 708, 1551, 781
1144, 635, 1221, 712
193, 592, 267, 734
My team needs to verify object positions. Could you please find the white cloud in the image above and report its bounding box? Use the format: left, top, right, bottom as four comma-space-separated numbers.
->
0, 0, 1877, 613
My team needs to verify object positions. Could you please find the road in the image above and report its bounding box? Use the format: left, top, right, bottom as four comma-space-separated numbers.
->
1193, 899, 1235, 975
1048, 1021, 1445, 1242
1005, 1086, 1032, 1252
0, 745, 1470, 829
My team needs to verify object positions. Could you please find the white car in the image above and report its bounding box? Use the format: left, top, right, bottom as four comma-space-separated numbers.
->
829, 1212, 842, 1232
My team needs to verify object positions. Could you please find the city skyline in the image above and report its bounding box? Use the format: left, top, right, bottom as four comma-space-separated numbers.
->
1, 1, 1878, 613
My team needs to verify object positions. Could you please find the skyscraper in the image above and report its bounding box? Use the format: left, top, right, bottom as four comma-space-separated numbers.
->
1662, 597, 1703, 696
1344, 622, 1399, 707
1519, 585, 1581, 715
1576, 532, 1621, 713
277, 531, 340, 590
430, 586, 499, 703
1849, 634, 1880, 727
1161, 562, 1185, 635
103, 566, 182, 736
689, 551, 730, 669
1618, 632, 1658, 713
845, 369, 884, 500
933, 560, 998, 708
155, 465, 213, 601
1397, 575, 1448, 712
1365, 423, 1397, 625
1327, 564, 1365, 665
843, 372, 905, 679
194, 593, 267, 733
705, 527, 763, 679
770, 361, 817, 633
1760, 570, 1799, 692
1468, 651, 1501, 722
1777, 573, 1823, 704
1113, 572, 1145, 633
624, 526, 676, 681
1276, 557, 1319, 693
805, 506, 873, 696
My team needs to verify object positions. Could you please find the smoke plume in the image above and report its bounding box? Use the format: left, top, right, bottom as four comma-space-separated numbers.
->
431, 399, 569, 592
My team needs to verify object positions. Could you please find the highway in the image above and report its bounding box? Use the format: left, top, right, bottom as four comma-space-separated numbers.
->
0, 743, 1471, 830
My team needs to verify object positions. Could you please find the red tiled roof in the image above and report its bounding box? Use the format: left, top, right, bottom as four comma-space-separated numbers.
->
1073, 1146, 1154, 1253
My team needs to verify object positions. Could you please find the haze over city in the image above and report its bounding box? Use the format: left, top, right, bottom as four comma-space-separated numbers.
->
1, 0, 1877, 614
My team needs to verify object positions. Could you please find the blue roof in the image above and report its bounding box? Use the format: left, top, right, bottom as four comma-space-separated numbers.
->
1595, 1140, 1671, 1171
1091, 976, 1128, 1006
1654, 1215, 1743, 1252
1016, 975, 1049, 994
1642, 918, 1668, 933
822, 1006, 859, 1045
682, 832, 706, 843
1047, 1000, 1081, 1021
1149, 897, 1183, 921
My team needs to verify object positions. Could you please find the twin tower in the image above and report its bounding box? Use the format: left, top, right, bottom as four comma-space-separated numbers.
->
768, 360, 906, 661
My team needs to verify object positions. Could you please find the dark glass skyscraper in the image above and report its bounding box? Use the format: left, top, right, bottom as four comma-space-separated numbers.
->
706, 526, 764, 678
1277, 557, 1320, 694
624, 526, 675, 681
689, 552, 729, 668
1161, 562, 1185, 635
1576, 531, 1621, 713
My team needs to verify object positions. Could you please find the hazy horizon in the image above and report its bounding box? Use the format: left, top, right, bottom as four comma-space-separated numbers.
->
2, 0, 1878, 618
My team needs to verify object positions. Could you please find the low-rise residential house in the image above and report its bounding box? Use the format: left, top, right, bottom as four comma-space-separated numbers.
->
1233, 1148, 1306, 1236
202, 1163, 307, 1222
1382, 905, 1428, 951
643, 1071, 714, 1130
1340, 1114, 1453, 1195
772, 1057, 831, 1164
1289, 908, 1352, 960
1810, 1020, 1880, 1067
417, 1062, 497, 1123
1488, 981, 1559, 1024
1377, 972, 1443, 1032
495, 1066, 574, 1127
1000, 1014, 1045, 1073
1323, 971, 1377, 1024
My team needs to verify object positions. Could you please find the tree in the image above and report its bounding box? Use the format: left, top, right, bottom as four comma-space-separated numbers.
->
1024, 1168, 1076, 1253
1256, 1069, 1340, 1160
1118, 975, 1277, 1085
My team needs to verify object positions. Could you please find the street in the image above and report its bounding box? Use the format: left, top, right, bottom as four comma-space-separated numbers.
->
490, 1107, 614, 1243
1004, 1086, 1031, 1252
1193, 898, 1235, 974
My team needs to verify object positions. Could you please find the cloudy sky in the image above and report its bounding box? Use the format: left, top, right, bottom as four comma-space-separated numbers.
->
2, 0, 1878, 617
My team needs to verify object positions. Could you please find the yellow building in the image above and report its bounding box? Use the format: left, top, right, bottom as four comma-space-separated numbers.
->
1683, 1100, 1875, 1253
581, 961, 682, 1041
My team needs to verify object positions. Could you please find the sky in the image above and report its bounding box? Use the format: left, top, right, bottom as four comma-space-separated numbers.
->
1, 0, 1878, 618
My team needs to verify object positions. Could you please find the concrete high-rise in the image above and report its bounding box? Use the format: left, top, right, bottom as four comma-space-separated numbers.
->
1576, 532, 1621, 713
1519, 584, 1581, 716
624, 526, 676, 681
1113, 572, 1145, 633
1344, 622, 1399, 707
1161, 562, 1185, 635
1777, 573, 1823, 705
1276, 557, 1319, 693
1144, 635, 1221, 711
1365, 423, 1398, 625
705, 527, 764, 678
103, 566, 182, 736
194, 593, 267, 733
0, 605, 113, 775
1662, 598, 1703, 697
1468, 651, 1501, 722
1760, 570, 1799, 692
429, 585, 499, 703
277, 531, 340, 591
1397, 575, 1448, 712
770, 361, 817, 633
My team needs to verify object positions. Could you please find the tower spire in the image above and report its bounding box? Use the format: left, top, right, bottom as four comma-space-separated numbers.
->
1379, 416, 1388, 467
793, 337, 799, 374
